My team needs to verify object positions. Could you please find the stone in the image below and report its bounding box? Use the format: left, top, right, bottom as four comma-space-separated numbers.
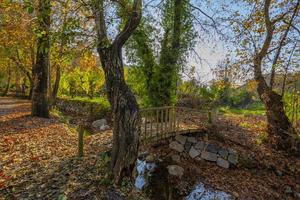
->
194, 141, 206, 150
195, 157, 202, 161
145, 154, 155, 163
189, 147, 201, 159
169, 141, 184, 152
228, 154, 238, 165
187, 137, 197, 143
92, 119, 107, 129
201, 151, 218, 162
206, 144, 219, 154
167, 165, 184, 178
175, 135, 187, 145
184, 141, 193, 152
171, 155, 181, 162
218, 148, 229, 159
228, 148, 236, 155
217, 158, 230, 169
99, 125, 110, 131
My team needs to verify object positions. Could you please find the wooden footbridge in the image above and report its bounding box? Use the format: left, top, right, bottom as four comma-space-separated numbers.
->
139, 106, 213, 143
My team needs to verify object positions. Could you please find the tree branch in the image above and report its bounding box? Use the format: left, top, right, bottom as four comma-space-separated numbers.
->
112, 0, 142, 49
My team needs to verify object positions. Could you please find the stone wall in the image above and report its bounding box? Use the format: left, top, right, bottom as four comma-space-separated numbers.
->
55, 98, 111, 120
169, 134, 238, 169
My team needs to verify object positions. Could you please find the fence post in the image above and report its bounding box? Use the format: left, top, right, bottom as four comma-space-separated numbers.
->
78, 125, 84, 157
208, 111, 212, 124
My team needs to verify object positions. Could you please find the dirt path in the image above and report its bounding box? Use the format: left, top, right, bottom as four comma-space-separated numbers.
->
0, 97, 113, 200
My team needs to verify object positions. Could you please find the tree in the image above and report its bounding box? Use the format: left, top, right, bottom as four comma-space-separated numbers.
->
126, 0, 196, 106
32, 0, 51, 118
225, 0, 300, 152
92, 0, 142, 183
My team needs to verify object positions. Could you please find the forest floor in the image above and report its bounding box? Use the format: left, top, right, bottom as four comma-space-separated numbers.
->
0, 97, 299, 200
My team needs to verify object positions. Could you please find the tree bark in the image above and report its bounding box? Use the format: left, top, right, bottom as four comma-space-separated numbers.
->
92, 0, 142, 183
100, 48, 140, 183
32, 0, 50, 118
252, 0, 298, 153
2, 66, 11, 96
51, 65, 61, 103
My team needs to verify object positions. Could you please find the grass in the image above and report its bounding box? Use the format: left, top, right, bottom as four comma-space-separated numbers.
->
59, 95, 110, 109
219, 102, 266, 116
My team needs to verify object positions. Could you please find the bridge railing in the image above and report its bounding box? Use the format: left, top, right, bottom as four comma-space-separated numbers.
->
140, 106, 212, 143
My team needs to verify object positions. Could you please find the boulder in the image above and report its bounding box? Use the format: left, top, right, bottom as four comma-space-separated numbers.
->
167, 165, 184, 178
201, 151, 218, 162
228, 154, 238, 165
92, 119, 107, 129
194, 141, 206, 151
184, 141, 193, 152
189, 147, 200, 159
100, 125, 110, 131
175, 135, 187, 145
171, 155, 181, 162
218, 148, 229, 159
187, 137, 197, 143
206, 144, 219, 154
217, 158, 230, 169
169, 141, 184, 152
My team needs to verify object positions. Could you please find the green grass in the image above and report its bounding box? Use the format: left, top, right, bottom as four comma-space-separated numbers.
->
59, 95, 110, 109
219, 102, 266, 116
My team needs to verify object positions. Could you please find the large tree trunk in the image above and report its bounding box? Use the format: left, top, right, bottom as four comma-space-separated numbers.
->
51, 65, 61, 103
93, 0, 142, 183
254, 58, 297, 152
98, 48, 140, 183
32, 0, 50, 118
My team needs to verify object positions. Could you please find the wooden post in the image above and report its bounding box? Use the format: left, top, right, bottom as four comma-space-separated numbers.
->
78, 125, 84, 157
208, 111, 212, 124
156, 109, 159, 141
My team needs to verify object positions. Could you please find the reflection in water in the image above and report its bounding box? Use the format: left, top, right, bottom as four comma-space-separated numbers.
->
135, 159, 156, 190
186, 183, 232, 200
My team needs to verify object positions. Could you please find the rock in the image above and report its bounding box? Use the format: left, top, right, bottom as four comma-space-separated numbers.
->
167, 165, 184, 178
217, 158, 230, 169
218, 148, 229, 159
92, 119, 107, 129
171, 155, 181, 162
145, 154, 155, 163
195, 157, 202, 161
187, 137, 197, 143
228, 154, 238, 165
189, 147, 201, 159
99, 125, 110, 131
169, 141, 184, 152
175, 135, 187, 145
228, 148, 236, 155
194, 141, 206, 151
184, 141, 193, 152
201, 151, 218, 162
206, 144, 219, 154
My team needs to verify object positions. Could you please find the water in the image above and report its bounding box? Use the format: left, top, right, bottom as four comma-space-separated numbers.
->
186, 182, 233, 200
134, 159, 156, 190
